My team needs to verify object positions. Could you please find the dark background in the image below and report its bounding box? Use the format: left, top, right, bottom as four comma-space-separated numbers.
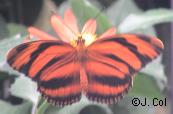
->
0, 0, 170, 25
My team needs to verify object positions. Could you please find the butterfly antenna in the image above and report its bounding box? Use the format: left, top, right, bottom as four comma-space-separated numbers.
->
50, 10, 56, 15
94, 7, 105, 20
81, 7, 105, 34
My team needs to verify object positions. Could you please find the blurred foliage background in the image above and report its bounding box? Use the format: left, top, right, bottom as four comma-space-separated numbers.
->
0, 0, 172, 114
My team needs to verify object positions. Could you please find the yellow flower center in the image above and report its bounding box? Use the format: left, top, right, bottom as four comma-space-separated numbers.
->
70, 33, 96, 47
82, 33, 96, 46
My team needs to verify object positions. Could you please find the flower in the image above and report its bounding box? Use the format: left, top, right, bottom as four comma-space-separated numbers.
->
27, 9, 116, 46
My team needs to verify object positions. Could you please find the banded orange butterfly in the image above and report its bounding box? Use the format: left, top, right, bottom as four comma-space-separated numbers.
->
6, 9, 164, 106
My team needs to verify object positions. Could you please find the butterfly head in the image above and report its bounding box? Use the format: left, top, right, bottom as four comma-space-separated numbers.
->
71, 33, 96, 47
76, 34, 85, 45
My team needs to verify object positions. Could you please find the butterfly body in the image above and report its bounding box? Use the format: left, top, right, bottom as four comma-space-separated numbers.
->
75, 37, 87, 63
73, 37, 89, 93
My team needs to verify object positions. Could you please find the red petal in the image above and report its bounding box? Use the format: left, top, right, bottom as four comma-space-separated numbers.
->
28, 27, 57, 40
82, 19, 96, 34
98, 27, 116, 39
51, 15, 77, 42
64, 9, 79, 35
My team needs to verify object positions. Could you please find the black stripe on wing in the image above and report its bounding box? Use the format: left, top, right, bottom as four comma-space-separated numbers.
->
135, 34, 163, 52
38, 72, 81, 106
8, 43, 30, 65
17, 42, 64, 75
39, 76, 76, 89
90, 74, 131, 87
95, 35, 163, 72
102, 38, 152, 65
8, 41, 63, 65
28, 54, 69, 81
104, 54, 136, 74
39, 70, 80, 89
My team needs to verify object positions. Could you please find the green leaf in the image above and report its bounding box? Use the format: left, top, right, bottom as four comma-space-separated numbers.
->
106, 0, 157, 36
118, 8, 173, 33
0, 15, 8, 39
0, 100, 32, 114
131, 27, 157, 36
0, 34, 26, 63
7, 23, 27, 36
141, 55, 167, 90
70, 0, 112, 34
106, 0, 142, 26
128, 73, 164, 99
37, 100, 51, 114
10, 76, 40, 105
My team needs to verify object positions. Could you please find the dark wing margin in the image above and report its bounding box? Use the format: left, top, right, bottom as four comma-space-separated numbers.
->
85, 34, 164, 104
7, 40, 81, 106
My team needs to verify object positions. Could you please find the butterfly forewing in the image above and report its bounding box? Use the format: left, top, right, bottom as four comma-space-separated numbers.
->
7, 40, 81, 106
85, 34, 163, 103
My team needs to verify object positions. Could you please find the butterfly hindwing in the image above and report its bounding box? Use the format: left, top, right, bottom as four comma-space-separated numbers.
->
85, 58, 132, 103
7, 40, 81, 106
85, 34, 164, 103
38, 60, 81, 106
